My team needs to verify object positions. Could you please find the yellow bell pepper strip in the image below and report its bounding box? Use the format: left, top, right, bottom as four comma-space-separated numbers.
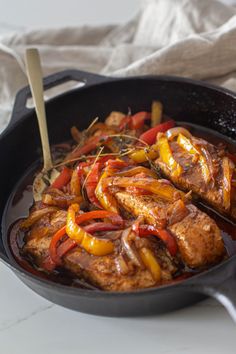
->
80, 231, 115, 256
157, 135, 182, 178
50, 225, 116, 266
177, 133, 210, 183
151, 101, 163, 127
222, 156, 234, 211
66, 204, 115, 256
139, 247, 161, 282
70, 168, 81, 196
107, 176, 185, 202
177, 133, 199, 155
139, 120, 175, 145
95, 171, 119, 213
129, 143, 159, 163
49, 208, 123, 263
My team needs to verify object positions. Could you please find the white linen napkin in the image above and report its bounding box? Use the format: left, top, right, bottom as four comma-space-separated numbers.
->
1, 0, 236, 132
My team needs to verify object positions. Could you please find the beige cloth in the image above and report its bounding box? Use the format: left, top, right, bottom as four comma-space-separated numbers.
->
1, 0, 236, 132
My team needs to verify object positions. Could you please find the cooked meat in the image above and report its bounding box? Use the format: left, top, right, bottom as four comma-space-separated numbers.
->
114, 191, 225, 268
105, 111, 125, 126
23, 210, 176, 291
12, 103, 234, 292
155, 134, 236, 219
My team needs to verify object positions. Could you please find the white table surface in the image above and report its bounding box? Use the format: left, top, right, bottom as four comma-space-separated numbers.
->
0, 1, 236, 353
0, 261, 235, 354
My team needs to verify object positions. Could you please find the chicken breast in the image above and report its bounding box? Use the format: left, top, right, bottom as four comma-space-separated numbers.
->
155, 135, 236, 219
114, 191, 225, 268
23, 210, 176, 291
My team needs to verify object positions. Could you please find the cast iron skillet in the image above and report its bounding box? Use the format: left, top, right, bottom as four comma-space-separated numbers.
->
0, 70, 236, 320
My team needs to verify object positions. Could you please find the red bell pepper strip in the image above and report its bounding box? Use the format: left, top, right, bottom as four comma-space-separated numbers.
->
137, 224, 178, 256
119, 116, 132, 131
82, 155, 115, 168
73, 210, 124, 226
49, 227, 69, 264
105, 159, 129, 169
75, 136, 101, 157
84, 157, 119, 208
95, 155, 115, 166
119, 112, 151, 131
85, 162, 102, 208
139, 120, 175, 145
130, 111, 151, 129
77, 156, 114, 178
69, 135, 109, 159
51, 166, 72, 190
56, 238, 76, 260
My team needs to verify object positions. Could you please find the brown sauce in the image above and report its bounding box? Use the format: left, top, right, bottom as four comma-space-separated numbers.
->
5, 165, 99, 289
4, 123, 236, 288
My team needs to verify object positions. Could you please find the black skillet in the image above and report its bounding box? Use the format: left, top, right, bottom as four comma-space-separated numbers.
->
0, 70, 236, 319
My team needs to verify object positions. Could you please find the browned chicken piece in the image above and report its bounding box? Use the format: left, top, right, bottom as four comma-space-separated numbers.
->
23, 210, 176, 291
114, 191, 225, 268
155, 132, 236, 219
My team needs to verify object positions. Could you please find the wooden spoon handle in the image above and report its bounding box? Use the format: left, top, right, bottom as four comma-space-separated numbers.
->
25, 48, 53, 171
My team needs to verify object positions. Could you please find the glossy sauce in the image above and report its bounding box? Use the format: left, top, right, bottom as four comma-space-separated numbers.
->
5, 123, 236, 288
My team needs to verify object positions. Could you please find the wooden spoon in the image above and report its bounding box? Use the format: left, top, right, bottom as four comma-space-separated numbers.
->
25, 48, 59, 201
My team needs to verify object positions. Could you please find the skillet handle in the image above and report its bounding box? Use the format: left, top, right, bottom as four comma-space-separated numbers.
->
203, 278, 236, 322
10, 69, 111, 127
188, 258, 236, 322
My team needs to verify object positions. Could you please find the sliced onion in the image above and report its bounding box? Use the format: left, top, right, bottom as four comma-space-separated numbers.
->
20, 207, 58, 229
222, 156, 234, 211
115, 255, 129, 275
166, 127, 192, 141
200, 146, 215, 182
158, 179, 172, 185
192, 136, 208, 146
115, 166, 156, 178
121, 227, 143, 268
131, 216, 145, 234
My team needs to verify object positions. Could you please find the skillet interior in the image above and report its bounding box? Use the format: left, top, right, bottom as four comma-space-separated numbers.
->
1, 71, 236, 316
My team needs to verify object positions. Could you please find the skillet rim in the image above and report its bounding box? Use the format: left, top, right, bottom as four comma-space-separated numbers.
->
3, 72, 236, 136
